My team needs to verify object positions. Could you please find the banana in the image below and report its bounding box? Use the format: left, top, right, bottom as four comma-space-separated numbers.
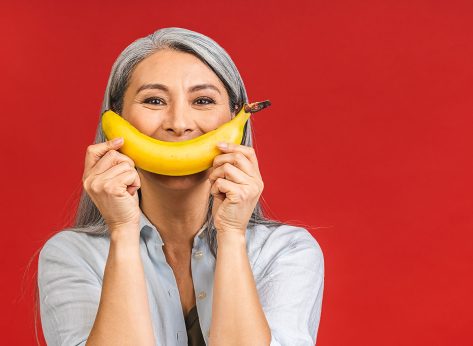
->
101, 100, 271, 176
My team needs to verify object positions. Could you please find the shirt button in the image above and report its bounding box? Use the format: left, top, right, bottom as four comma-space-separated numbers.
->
197, 291, 207, 300
193, 250, 204, 259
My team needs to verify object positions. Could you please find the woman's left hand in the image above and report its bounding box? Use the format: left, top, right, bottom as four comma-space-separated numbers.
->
208, 142, 264, 237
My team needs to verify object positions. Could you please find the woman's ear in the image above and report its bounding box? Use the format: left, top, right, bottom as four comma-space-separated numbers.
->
231, 104, 239, 118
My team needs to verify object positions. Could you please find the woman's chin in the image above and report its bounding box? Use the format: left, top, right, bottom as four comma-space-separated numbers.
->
141, 168, 210, 190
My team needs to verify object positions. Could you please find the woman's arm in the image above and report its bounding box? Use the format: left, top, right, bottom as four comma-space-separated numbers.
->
210, 231, 271, 345
86, 225, 155, 345
210, 227, 325, 346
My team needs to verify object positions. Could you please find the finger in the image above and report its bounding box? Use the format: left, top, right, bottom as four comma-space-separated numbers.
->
91, 148, 136, 176
216, 142, 258, 166
128, 185, 140, 197
116, 170, 141, 195
212, 152, 256, 178
101, 168, 140, 196
98, 161, 134, 181
209, 162, 251, 185
84, 137, 124, 177
210, 178, 241, 203
102, 162, 141, 189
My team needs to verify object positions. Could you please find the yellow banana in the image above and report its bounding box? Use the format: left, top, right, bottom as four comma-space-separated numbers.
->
101, 100, 271, 176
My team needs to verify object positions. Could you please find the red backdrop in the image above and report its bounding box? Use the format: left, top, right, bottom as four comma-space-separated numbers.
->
2, 0, 472, 345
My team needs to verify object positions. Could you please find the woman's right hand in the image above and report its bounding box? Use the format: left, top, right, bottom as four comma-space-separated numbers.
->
82, 137, 142, 233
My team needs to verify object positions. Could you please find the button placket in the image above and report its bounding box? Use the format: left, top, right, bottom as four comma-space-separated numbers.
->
193, 250, 204, 259
197, 291, 207, 300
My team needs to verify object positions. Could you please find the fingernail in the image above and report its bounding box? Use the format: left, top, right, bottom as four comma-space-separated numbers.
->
112, 137, 123, 145
217, 142, 228, 149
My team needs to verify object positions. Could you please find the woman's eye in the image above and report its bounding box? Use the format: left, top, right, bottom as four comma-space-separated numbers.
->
143, 97, 165, 105
195, 97, 215, 105
143, 97, 214, 106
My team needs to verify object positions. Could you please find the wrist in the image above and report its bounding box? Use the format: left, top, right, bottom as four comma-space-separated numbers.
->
216, 230, 246, 245
109, 223, 140, 243
109, 226, 142, 260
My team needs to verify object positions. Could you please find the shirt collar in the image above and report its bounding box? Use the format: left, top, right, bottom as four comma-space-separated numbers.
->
139, 208, 208, 246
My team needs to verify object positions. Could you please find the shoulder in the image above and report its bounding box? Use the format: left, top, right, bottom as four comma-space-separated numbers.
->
39, 228, 110, 270
247, 223, 324, 277
248, 223, 323, 257
41, 228, 107, 253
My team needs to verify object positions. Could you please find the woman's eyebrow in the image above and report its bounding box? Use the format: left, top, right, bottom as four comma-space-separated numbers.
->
136, 83, 221, 95
188, 83, 221, 95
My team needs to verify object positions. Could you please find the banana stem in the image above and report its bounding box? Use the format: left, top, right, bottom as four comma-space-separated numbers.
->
243, 100, 271, 114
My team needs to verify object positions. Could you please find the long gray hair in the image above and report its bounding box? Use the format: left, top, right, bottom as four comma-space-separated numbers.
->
29, 27, 311, 345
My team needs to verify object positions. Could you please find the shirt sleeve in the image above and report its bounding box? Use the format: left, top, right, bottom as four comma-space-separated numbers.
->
38, 239, 102, 346
256, 228, 325, 346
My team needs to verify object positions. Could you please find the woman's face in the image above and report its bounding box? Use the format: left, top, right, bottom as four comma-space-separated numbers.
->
121, 48, 235, 190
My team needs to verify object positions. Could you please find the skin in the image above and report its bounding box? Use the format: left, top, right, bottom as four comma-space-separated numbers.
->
120, 48, 271, 344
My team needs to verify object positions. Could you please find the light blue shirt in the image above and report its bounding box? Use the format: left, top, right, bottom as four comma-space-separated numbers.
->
38, 209, 324, 345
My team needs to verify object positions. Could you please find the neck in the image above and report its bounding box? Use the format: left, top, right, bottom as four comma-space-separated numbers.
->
138, 169, 212, 256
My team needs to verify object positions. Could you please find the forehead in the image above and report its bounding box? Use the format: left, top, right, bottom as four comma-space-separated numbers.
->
129, 48, 225, 89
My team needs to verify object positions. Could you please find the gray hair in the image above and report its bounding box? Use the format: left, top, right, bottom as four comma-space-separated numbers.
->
29, 27, 311, 345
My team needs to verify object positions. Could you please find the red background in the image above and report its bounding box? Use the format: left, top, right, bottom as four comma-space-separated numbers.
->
2, 0, 472, 345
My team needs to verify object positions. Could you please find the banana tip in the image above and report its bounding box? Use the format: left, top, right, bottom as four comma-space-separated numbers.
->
245, 100, 272, 113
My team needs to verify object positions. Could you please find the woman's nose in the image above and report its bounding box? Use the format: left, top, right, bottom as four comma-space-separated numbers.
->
163, 104, 193, 137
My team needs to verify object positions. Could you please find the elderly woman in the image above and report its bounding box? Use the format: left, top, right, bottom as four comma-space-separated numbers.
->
37, 27, 324, 346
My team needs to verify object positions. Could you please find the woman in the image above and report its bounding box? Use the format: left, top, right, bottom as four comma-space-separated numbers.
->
37, 27, 324, 346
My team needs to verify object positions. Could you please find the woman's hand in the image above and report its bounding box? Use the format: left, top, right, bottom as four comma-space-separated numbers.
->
82, 138, 142, 232
208, 142, 264, 237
